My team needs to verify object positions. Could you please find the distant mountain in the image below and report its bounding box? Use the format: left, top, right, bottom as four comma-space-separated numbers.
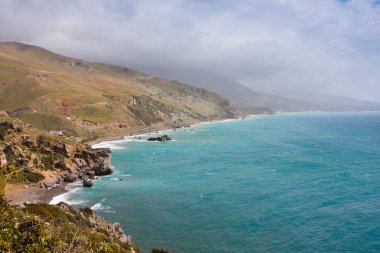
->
272, 90, 380, 111
138, 67, 380, 112
0, 42, 238, 140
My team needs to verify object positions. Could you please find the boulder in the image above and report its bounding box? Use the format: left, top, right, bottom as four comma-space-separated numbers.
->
82, 177, 93, 187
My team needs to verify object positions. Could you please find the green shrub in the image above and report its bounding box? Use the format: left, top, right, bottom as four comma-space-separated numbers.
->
23, 203, 69, 222
7, 170, 45, 183
80, 207, 94, 217
0, 196, 58, 252
25, 171, 45, 183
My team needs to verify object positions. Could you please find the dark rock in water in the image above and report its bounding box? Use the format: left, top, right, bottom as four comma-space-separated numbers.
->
147, 135, 172, 142
64, 174, 77, 183
83, 177, 93, 187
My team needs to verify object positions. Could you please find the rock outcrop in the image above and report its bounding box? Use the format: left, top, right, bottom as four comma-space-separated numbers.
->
82, 177, 93, 187
147, 135, 172, 142
0, 119, 113, 187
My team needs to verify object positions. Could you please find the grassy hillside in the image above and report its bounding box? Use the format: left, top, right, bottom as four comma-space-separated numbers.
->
0, 42, 238, 140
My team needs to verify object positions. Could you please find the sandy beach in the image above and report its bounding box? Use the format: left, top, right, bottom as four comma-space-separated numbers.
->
4, 170, 69, 205
5, 183, 67, 205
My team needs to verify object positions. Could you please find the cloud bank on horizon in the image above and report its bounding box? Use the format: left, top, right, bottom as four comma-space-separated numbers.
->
0, 0, 379, 102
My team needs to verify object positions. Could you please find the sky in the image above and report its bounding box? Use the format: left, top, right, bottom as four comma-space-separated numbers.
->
0, 0, 380, 102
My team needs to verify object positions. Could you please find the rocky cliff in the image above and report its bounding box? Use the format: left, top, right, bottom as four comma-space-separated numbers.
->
0, 112, 143, 252
0, 113, 112, 189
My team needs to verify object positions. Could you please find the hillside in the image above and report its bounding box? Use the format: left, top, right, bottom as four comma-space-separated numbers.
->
0, 113, 141, 252
0, 196, 139, 252
0, 42, 238, 141
139, 67, 380, 112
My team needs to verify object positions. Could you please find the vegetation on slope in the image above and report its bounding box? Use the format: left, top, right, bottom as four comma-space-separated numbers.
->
0, 42, 238, 140
0, 196, 139, 252
0, 113, 116, 192
0, 115, 142, 252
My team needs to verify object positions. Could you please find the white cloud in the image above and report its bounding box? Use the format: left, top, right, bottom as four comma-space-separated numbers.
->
0, 0, 379, 101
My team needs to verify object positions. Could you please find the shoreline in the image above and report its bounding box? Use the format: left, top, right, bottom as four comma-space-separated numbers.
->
5, 115, 260, 206
92, 115, 261, 148
5, 182, 68, 205
50, 115, 261, 205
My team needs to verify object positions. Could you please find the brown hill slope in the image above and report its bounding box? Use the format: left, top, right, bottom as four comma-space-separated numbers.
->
0, 42, 237, 141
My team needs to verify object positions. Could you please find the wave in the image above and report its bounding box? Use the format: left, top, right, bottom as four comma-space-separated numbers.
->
49, 182, 84, 205
91, 198, 114, 213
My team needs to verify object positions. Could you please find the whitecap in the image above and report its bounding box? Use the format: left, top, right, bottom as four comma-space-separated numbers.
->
91, 203, 112, 211
49, 182, 83, 205
91, 198, 112, 211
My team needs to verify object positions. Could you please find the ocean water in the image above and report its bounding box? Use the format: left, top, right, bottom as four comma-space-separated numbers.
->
61, 112, 380, 253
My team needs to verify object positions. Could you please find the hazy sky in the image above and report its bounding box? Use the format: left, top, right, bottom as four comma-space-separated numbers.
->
1, 0, 380, 102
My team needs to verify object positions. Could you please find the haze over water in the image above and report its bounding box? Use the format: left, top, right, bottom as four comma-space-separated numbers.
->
65, 112, 380, 252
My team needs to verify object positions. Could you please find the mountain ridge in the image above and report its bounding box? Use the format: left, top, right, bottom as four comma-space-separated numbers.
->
0, 42, 239, 141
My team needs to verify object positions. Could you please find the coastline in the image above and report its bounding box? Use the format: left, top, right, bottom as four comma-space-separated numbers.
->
91, 115, 260, 147
5, 115, 260, 206
50, 115, 261, 205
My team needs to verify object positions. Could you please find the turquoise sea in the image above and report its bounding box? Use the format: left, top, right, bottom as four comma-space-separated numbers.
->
59, 112, 380, 252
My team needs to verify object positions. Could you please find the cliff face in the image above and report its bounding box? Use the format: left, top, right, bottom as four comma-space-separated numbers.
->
0, 114, 112, 189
